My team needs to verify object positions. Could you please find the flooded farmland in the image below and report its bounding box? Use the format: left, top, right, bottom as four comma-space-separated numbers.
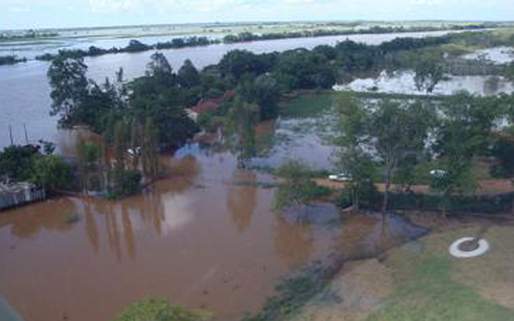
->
335, 70, 514, 96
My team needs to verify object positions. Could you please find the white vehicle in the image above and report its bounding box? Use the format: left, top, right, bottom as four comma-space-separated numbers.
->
430, 169, 447, 178
127, 147, 142, 156
328, 173, 352, 182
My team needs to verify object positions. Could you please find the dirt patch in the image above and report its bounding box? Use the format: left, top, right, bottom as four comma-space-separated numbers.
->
292, 259, 393, 321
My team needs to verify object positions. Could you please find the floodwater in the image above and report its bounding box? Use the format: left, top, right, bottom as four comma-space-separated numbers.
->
253, 114, 336, 170
335, 70, 514, 96
462, 46, 514, 65
0, 29, 470, 150
0, 141, 428, 321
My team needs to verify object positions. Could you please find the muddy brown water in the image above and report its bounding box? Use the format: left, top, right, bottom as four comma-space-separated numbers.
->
0, 144, 428, 321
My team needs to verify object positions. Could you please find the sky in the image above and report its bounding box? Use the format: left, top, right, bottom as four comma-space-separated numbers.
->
1, 0, 513, 30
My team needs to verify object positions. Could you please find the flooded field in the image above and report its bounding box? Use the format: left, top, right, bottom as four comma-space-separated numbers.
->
335, 70, 514, 96
0, 141, 428, 321
463, 46, 514, 65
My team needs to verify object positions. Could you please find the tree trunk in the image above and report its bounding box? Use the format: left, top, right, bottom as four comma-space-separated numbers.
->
382, 178, 390, 213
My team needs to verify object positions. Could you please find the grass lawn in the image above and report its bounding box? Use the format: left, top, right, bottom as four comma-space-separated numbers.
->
279, 92, 334, 118
367, 227, 514, 321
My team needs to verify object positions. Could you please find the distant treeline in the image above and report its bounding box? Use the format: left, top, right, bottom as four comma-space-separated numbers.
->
0, 55, 27, 66
222, 24, 490, 43
34, 24, 491, 62
35, 36, 217, 61
0, 30, 59, 41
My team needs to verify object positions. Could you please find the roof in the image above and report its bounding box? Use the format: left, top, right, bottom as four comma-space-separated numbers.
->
190, 90, 236, 114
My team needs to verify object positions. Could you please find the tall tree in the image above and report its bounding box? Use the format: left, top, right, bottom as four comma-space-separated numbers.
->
141, 117, 160, 178
333, 92, 377, 210
47, 56, 89, 127
414, 55, 444, 93
227, 96, 259, 168
177, 59, 201, 88
334, 93, 435, 212
146, 52, 173, 78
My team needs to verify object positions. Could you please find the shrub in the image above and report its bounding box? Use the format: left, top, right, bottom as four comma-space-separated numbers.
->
273, 161, 331, 210
108, 169, 142, 199
113, 298, 210, 321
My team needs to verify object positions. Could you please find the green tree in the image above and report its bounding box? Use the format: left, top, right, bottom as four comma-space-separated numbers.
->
414, 55, 444, 93
47, 56, 89, 127
146, 52, 173, 78
141, 117, 160, 178
238, 74, 280, 120
0, 145, 39, 182
333, 92, 378, 210
227, 97, 259, 168
371, 100, 434, 211
178, 59, 201, 88
76, 141, 103, 192
273, 161, 330, 210
31, 155, 72, 193
432, 92, 505, 212
334, 94, 435, 212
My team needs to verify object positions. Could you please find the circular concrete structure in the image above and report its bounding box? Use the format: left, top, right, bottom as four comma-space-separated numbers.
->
449, 237, 490, 258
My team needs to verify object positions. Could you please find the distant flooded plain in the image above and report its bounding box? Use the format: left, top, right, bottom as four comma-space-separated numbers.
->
0, 29, 471, 149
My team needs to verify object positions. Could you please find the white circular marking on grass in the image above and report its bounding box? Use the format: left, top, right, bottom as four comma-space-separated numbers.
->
449, 237, 490, 258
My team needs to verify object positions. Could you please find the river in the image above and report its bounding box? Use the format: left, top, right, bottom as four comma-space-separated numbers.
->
0, 29, 468, 150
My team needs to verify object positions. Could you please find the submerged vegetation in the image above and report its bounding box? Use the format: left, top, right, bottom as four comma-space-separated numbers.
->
243, 263, 334, 321
273, 161, 331, 210
113, 298, 210, 321
0, 55, 27, 66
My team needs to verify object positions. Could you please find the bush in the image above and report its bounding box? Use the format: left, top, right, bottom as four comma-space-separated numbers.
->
273, 161, 331, 210
31, 155, 73, 192
113, 298, 210, 321
108, 169, 142, 199
387, 192, 514, 214
336, 180, 380, 209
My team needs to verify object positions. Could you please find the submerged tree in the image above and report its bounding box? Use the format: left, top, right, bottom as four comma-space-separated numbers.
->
226, 96, 259, 168
414, 55, 445, 93
141, 117, 160, 179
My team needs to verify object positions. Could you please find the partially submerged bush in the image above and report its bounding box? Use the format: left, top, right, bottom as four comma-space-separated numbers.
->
337, 180, 380, 210
64, 212, 80, 224
273, 161, 331, 210
243, 263, 330, 321
113, 298, 210, 321
108, 169, 142, 199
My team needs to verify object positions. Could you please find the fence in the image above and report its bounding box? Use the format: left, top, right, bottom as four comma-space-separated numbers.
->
0, 185, 46, 211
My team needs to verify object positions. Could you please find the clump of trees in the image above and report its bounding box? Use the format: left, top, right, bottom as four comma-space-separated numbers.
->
0, 144, 72, 194
0, 55, 27, 66
333, 91, 511, 213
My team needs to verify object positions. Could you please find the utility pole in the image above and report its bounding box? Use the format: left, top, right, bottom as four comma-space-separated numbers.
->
8, 125, 14, 146
23, 123, 29, 145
